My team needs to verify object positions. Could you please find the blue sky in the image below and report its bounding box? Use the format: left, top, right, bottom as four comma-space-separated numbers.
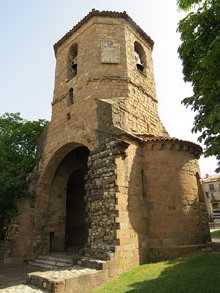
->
0, 0, 217, 176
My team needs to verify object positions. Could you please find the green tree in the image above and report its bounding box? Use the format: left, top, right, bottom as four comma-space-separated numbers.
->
177, 0, 220, 172
0, 113, 48, 235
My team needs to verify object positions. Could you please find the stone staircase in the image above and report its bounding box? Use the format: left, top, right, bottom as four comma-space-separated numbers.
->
29, 253, 106, 270
27, 253, 108, 292
29, 254, 78, 270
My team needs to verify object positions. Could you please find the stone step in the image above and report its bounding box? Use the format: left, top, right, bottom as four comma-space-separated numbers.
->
29, 254, 76, 270
27, 265, 99, 292
29, 260, 70, 270
77, 257, 106, 270
29, 253, 107, 271
38, 254, 75, 264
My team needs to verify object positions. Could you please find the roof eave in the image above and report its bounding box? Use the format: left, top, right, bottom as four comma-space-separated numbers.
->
53, 9, 154, 55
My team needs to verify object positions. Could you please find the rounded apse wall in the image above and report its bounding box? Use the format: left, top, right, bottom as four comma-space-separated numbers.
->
142, 138, 210, 259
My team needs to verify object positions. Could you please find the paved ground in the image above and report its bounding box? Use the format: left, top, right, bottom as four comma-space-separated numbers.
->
0, 284, 45, 292
0, 264, 46, 292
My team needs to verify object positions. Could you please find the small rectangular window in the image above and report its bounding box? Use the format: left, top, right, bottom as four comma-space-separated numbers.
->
67, 88, 74, 106
209, 184, 215, 192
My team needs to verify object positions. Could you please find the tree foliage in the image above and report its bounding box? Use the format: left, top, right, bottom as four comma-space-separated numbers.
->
177, 0, 220, 172
0, 113, 48, 233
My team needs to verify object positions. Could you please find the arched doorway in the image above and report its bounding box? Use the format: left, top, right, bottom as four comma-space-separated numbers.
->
49, 145, 89, 253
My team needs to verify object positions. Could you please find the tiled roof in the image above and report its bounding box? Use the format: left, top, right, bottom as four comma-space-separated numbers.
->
54, 9, 154, 54
116, 132, 203, 156
144, 136, 203, 154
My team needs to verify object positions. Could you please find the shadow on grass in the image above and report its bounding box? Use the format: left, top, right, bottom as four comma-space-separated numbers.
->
94, 252, 220, 293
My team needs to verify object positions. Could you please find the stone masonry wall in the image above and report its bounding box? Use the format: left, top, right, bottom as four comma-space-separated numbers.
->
85, 139, 129, 260
2, 197, 34, 265
115, 141, 149, 269
85, 137, 150, 271
124, 24, 167, 136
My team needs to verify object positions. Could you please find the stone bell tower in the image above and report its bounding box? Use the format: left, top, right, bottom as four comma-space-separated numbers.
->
8, 10, 210, 276
50, 9, 168, 148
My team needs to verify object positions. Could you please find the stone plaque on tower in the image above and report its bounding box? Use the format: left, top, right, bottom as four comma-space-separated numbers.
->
101, 40, 120, 63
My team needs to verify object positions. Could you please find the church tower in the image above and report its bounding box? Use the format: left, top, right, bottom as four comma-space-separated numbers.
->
8, 10, 210, 277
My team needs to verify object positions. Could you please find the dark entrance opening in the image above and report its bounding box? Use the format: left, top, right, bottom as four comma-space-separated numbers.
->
65, 146, 89, 252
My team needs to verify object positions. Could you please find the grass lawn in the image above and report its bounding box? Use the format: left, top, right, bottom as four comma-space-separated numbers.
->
211, 230, 220, 238
93, 252, 220, 293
